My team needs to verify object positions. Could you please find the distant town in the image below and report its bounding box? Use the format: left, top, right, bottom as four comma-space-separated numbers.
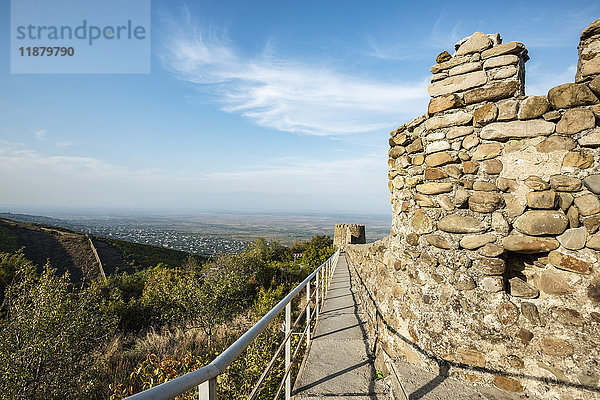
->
0, 211, 390, 257
0, 212, 248, 256
80, 225, 248, 256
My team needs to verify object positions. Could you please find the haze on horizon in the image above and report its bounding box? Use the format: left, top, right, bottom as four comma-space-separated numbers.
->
1, 1, 598, 215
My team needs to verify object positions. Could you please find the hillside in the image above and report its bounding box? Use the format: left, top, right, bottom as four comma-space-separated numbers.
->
0, 218, 207, 282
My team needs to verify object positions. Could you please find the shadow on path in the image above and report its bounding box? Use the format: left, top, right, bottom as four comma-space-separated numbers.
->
293, 252, 386, 399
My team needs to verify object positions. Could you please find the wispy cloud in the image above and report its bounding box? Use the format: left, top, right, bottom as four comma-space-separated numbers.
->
33, 130, 76, 148
161, 12, 428, 136
0, 140, 24, 155
201, 154, 386, 193
363, 35, 415, 61
511, 5, 600, 49
429, 10, 464, 51
0, 147, 148, 180
0, 144, 388, 211
35, 129, 47, 140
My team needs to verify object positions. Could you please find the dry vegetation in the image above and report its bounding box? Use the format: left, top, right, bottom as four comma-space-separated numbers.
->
0, 235, 334, 400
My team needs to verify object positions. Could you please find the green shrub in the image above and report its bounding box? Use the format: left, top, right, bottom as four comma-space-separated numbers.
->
0, 249, 31, 304
0, 234, 337, 399
253, 284, 286, 318
291, 235, 334, 269
0, 260, 116, 399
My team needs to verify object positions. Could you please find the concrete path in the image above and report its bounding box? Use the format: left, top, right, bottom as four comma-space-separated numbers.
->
293, 253, 532, 400
293, 253, 388, 399
386, 358, 530, 400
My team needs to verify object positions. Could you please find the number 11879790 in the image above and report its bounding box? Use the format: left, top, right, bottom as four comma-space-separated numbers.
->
19, 46, 74, 56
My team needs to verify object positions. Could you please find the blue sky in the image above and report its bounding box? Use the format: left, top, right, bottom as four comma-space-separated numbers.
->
0, 0, 598, 215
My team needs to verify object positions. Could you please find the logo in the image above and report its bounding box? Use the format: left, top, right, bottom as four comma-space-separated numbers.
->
11, 0, 151, 73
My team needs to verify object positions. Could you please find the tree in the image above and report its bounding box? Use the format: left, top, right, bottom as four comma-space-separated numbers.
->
249, 238, 291, 263
0, 259, 116, 399
0, 249, 30, 305
302, 235, 334, 269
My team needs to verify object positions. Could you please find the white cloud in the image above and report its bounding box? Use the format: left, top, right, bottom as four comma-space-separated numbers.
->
201, 154, 386, 194
429, 10, 464, 51
33, 130, 75, 148
35, 129, 47, 140
162, 16, 429, 136
363, 35, 416, 61
511, 6, 600, 49
0, 145, 389, 212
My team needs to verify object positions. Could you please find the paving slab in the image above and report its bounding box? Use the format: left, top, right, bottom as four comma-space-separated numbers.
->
388, 358, 537, 400
293, 252, 541, 400
293, 253, 388, 399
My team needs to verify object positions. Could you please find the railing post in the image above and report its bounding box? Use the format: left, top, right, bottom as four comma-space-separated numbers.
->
325, 261, 330, 297
315, 270, 320, 319
198, 377, 216, 400
323, 264, 326, 306
324, 262, 328, 299
285, 302, 291, 400
306, 280, 311, 348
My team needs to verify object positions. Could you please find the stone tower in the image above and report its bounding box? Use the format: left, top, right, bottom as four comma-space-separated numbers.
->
333, 224, 366, 247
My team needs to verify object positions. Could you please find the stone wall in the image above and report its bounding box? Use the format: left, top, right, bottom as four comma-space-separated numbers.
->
333, 224, 366, 247
346, 20, 600, 399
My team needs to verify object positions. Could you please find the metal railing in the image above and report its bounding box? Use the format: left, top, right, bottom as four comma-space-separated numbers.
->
125, 249, 341, 400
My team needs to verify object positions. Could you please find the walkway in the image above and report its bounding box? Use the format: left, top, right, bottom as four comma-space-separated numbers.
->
293, 252, 388, 399
293, 253, 529, 400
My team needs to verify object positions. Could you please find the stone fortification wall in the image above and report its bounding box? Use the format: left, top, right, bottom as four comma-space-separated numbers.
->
346, 20, 600, 399
333, 224, 366, 247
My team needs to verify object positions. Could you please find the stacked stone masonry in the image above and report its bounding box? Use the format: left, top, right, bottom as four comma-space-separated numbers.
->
333, 224, 366, 247
346, 20, 600, 400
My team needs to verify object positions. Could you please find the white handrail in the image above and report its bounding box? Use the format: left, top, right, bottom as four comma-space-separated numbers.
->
125, 249, 341, 400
